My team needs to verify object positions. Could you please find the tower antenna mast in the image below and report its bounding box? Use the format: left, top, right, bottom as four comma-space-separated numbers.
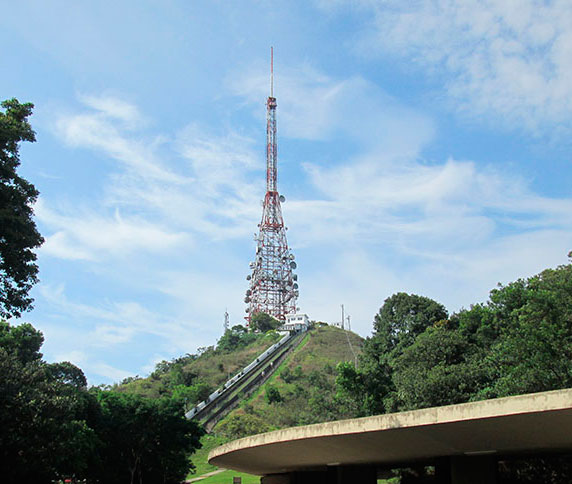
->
244, 48, 298, 324
270, 46, 274, 98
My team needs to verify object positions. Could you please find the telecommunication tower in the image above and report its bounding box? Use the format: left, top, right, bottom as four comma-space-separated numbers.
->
245, 48, 298, 324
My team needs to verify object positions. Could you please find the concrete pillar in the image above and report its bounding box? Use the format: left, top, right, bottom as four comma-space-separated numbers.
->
435, 456, 497, 484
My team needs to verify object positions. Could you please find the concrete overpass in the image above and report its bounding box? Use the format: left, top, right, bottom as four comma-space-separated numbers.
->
209, 388, 572, 483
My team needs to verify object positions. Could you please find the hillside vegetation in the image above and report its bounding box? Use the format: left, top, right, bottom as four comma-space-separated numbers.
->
115, 329, 282, 409
215, 325, 364, 439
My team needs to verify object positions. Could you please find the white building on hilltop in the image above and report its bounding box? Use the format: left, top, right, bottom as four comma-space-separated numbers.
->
281, 313, 309, 332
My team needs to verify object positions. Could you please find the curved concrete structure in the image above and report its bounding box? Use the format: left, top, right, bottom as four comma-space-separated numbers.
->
209, 389, 572, 483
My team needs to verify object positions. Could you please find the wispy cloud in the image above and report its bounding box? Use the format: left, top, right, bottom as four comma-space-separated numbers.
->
38, 283, 207, 352
321, 0, 572, 135
37, 200, 191, 261
229, 63, 435, 152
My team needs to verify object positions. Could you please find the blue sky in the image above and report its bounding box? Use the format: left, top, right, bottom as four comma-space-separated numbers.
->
3, 0, 572, 384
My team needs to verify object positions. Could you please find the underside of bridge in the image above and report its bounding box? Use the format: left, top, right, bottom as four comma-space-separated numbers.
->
209, 388, 572, 483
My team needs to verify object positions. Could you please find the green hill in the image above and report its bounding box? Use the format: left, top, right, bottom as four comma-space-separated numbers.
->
214, 325, 364, 439
115, 324, 364, 481
115, 329, 282, 406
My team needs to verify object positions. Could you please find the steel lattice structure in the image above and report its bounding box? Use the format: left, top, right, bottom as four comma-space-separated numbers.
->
245, 48, 298, 324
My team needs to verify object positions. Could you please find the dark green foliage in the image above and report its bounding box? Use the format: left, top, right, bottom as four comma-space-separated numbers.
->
0, 319, 44, 362
373, 292, 449, 354
250, 312, 281, 332
0, 321, 204, 484
265, 384, 282, 404
217, 324, 257, 353
0, 322, 96, 484
171, 382, 213, 410
392, 323, 490, 410
91, 390, 204, 484
0, 99, 43, 318
499, 455, 572, 483
337, 261, 572, 417
336, 293, 449, 415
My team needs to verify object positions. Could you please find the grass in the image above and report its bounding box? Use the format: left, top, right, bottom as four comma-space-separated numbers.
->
241, 331, 309, 405
187, 434, 261, 483
185, 332, 281, 389
189, 434, 228, 478
212, 326, 365, 434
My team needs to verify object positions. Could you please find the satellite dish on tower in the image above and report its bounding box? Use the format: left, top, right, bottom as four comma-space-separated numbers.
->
279, 195, 285, 202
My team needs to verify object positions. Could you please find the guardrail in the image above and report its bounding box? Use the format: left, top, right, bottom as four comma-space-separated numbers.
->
186, 330, 302, 421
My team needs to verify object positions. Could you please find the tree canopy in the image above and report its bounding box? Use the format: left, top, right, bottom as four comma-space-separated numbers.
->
0, 320, 204, 484
336, 261, 572, 415
0, 98, 43, 318
250, 312, 281, 332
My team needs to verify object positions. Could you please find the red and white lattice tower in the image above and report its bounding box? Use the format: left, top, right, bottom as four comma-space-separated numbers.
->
245, 48, 298, 323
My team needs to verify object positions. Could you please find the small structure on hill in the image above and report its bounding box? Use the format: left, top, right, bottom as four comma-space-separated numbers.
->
281, 313, 309, 333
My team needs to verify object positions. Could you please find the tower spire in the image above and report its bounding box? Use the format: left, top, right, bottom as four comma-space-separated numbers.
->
245, 49, 298, 324
270, 46, 274, 98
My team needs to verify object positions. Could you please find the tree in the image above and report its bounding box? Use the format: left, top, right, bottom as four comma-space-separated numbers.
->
91, 391, 204, 484
250, 312, 280, 332
217, 324, 257, 352
265, 384, 283, 404
392, 323, 490, 410
372, 292, 449, 354
487, 263, 572, 398
336, 293, 448, 415
0, 319, 44, 362
0, 99, 43, 318
0, 322, 97, 484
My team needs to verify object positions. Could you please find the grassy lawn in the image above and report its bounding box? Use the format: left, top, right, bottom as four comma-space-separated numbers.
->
189, 434, 227, 478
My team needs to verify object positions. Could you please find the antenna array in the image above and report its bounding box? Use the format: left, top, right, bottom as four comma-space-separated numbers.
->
244, 48, 298, 324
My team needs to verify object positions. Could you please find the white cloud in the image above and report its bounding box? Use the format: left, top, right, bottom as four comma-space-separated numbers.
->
37, 282, 213, 354
78, 93, 143, 126
90, 362, 133, 382
325, 0, 572, 134
36, 199, 190, 261
287, 155, 572, 254
53, 349, 87, 366
55, 101, 183, 183
229, 63, 435, 151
